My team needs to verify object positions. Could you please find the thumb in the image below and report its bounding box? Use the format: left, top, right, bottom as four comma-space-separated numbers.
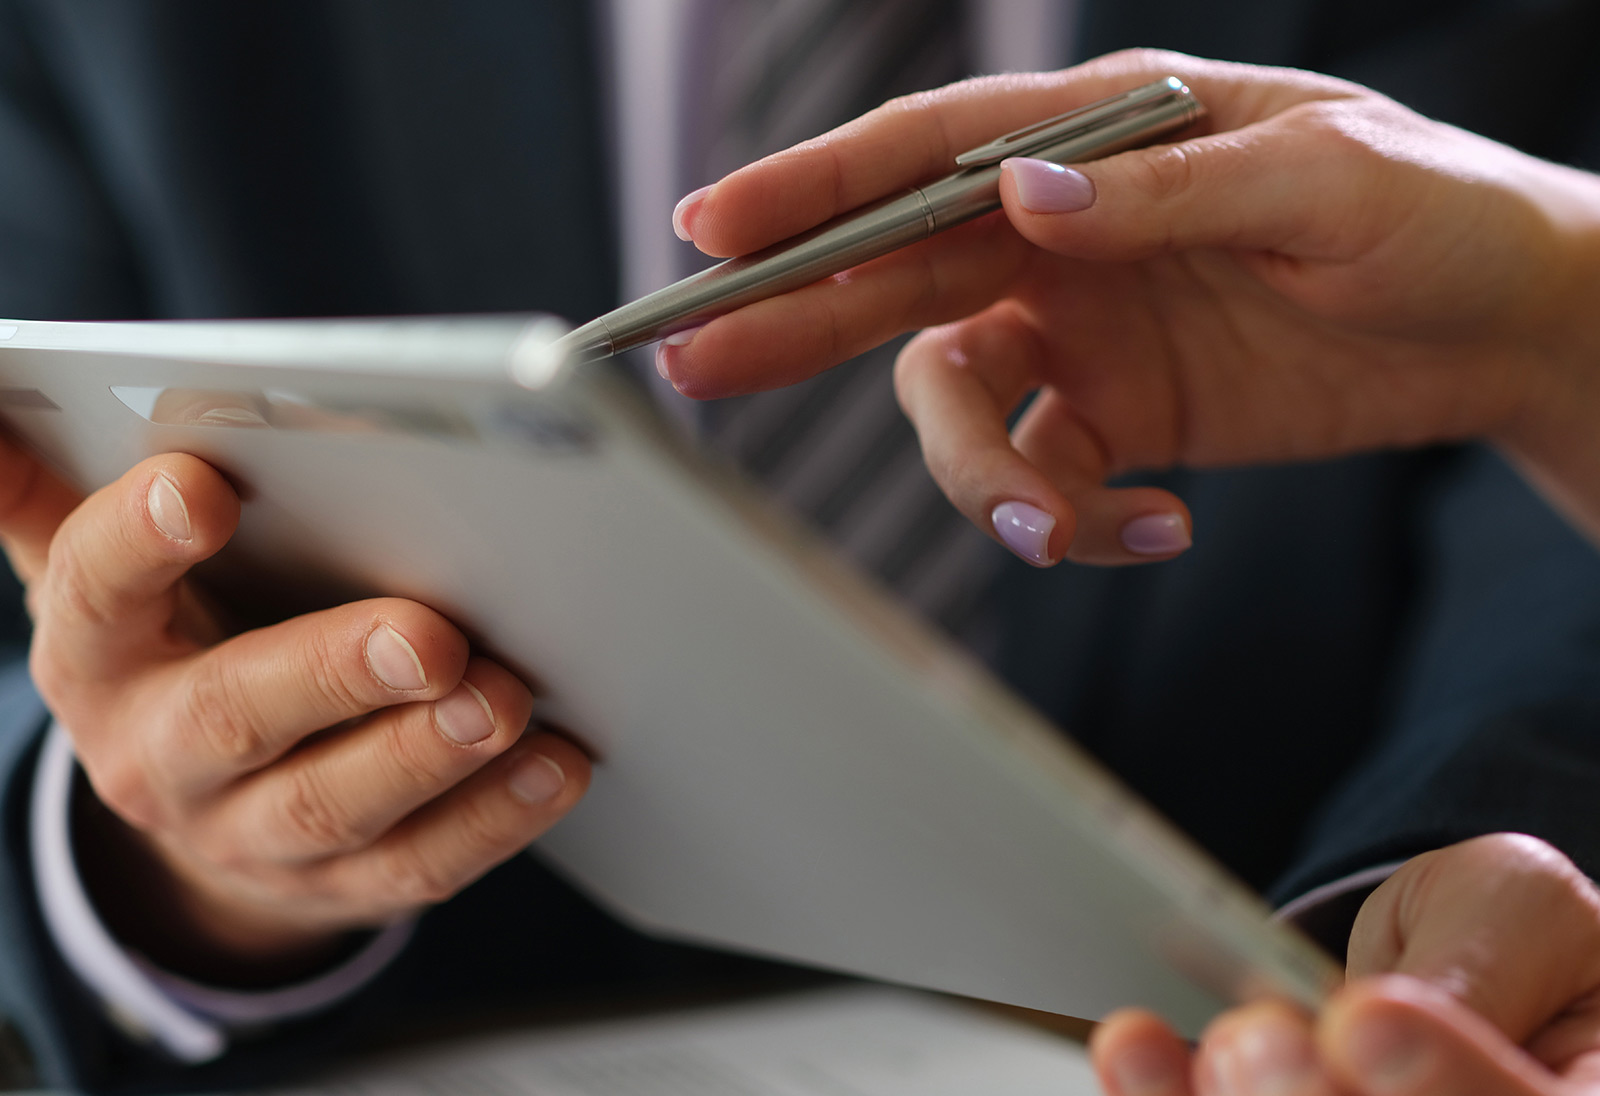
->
997, 95, 1398, 265
1345, 834, 1600, 1044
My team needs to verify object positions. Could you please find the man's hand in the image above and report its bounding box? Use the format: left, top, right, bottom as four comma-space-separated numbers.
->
663, 49, 1600, 562
24, 451, 588, 980
1089, 834, 1600, 1096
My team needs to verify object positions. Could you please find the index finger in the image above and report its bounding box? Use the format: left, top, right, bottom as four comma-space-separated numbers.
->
682, 49, 1359, 258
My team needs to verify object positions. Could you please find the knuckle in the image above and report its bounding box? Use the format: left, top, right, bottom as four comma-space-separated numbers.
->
276, 766, 363, 855
453, 793, 515, 858
1134, 142, 1199, 205
192, 828, 251, 874
27, 639, 74, 712
305, 625, 372, 713
1095, 48, 1194, 84
178, 661, 272, 769
1285, 100, 1381, 163
1107, 46, 1169, 71
377, 847, 457, 908
381, 714, 445, 792
85, 758, 164, 831
892, 329, 946, 409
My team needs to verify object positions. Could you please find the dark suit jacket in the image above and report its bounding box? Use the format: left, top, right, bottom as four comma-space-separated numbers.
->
1, 1, 1598, 1090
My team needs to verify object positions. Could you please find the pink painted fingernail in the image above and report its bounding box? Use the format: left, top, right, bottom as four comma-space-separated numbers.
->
147, 473, 191, 542
1110, 1045, 1183, 1096
1003, 158, 1097, 213
366, 624, 427, 691
672, 184, 713, 242
510, 752, 566, 804
654, 323, 705, 380
1341, 1015, 1433, 1096
434, 681, 494, 745
992, 501, 1056, 566
1120, 513, 1191, 556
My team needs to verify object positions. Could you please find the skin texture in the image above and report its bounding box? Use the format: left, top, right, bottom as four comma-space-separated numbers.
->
663, 49, 1600, 563
0, 435, 590, 977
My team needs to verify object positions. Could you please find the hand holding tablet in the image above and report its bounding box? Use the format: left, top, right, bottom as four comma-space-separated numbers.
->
0, 314, 1337, 1031
663, 49, 1600, 559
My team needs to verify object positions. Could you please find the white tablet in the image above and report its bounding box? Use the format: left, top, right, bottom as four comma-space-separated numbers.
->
0, 315, 1338, 1033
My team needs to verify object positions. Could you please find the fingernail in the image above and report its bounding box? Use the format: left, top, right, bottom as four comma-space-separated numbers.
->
510, 752, 566, 804
1121, 513, 1191, 556
434, 681, 494, 745
992, 501, 1056, 566
147, 473, 191, 542
1110, 1045, 1183, 1096
1003, 158, 1097, 213
366, 624, 427, 691
1231, 1020, 1317, 1096
672, 184, 712, 242
1341, 1015, 1433, 1095
654, 323, 705, 380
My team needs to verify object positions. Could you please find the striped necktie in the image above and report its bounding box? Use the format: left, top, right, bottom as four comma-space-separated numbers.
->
680, 0, 1006, 642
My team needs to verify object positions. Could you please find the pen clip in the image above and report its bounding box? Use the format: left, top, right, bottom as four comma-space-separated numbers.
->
953, 76, 1196, 168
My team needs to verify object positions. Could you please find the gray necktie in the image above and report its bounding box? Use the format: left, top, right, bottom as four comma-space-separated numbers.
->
681, 0, 1005, 641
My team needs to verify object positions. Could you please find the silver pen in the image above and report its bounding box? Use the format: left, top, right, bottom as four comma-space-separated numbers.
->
558, 76, 1205, 363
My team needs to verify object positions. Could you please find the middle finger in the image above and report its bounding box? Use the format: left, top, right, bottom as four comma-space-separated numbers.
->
202, 655, 536, 864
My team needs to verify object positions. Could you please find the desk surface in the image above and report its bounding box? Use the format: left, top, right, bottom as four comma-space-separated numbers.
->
14, 985, 1100, 1096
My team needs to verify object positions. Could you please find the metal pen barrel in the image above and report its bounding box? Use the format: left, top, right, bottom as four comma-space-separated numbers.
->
559, 80, 1203, 362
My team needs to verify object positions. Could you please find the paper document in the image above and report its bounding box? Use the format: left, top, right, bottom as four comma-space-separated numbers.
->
256, 986, 1101, 1096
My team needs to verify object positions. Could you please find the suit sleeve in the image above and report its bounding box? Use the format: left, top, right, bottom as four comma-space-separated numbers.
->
1271, 447, 1600, 920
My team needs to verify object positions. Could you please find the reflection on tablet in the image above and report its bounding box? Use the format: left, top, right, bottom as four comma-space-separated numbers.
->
111, 385, 476, 439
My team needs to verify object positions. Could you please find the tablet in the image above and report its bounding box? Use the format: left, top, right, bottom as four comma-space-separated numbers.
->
0, 315, 1338, 1033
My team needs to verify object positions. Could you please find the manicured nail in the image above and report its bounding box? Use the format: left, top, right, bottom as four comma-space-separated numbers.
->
1340, 1015, 1433, 1095
672, 184, 712, 242
1230, 1019, 1317, 1096
654, 323, 705, 380
434, 681, 494, 745
1121, 513, 1191, 556
510, 752, 566, 804
1003, 158, 1097, 213
1110, 1045, 1183, 1096
366, 624, 427, 691
991, 500, 1056, 566
147, 473, 191, 542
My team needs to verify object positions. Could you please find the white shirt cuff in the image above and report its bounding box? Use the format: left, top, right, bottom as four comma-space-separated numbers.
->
1273, 862, 1406, 925
28, 723, 414, 1063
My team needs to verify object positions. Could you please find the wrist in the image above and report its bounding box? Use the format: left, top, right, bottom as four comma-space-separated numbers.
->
73, 773, 354, 988
1489, 161, 1600, 545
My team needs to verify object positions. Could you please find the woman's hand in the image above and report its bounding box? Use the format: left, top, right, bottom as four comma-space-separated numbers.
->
663, 49, 1600, 563
1090, 834, 1600, 1096
21, 449, 587, 982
